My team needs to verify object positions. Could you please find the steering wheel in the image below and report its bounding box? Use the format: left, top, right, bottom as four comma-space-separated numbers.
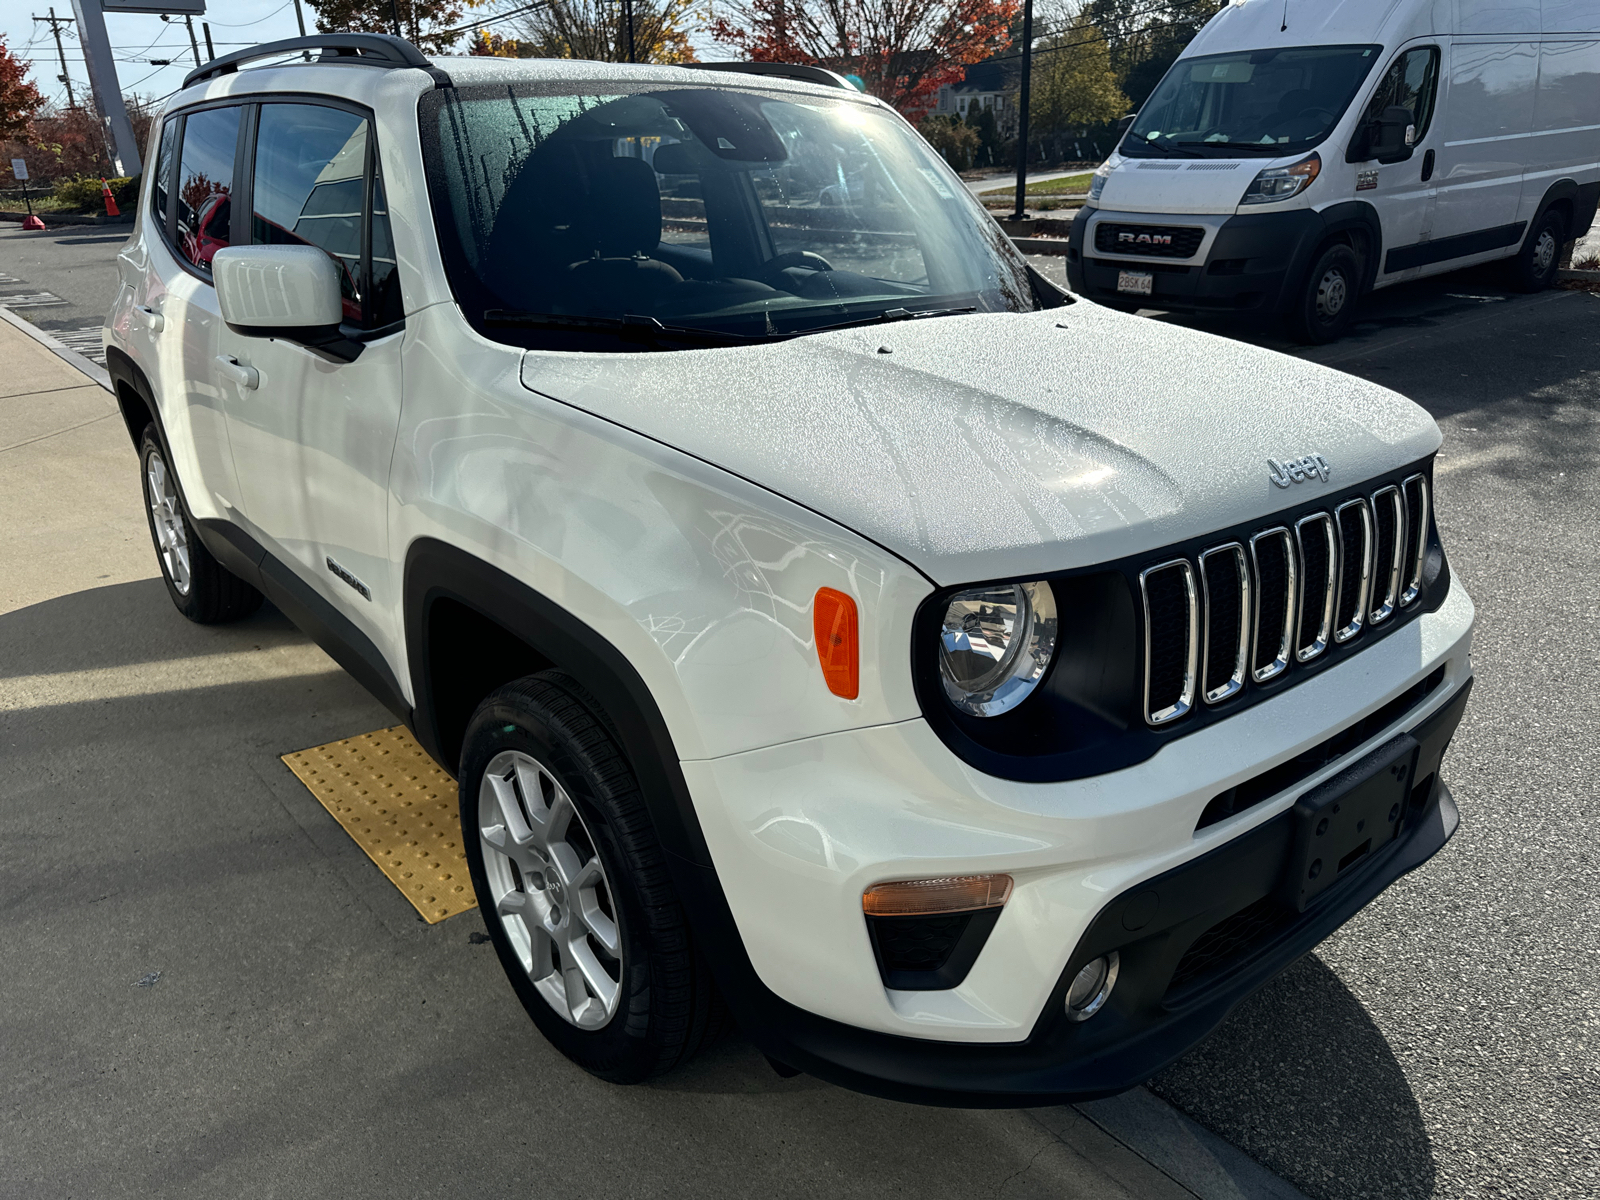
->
765, 250, 835, 275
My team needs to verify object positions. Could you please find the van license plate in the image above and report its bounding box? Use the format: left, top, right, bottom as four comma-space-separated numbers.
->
1117, 270, 1153, 296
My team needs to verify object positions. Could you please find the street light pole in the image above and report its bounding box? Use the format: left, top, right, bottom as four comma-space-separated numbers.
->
1012, 0, 1034, 222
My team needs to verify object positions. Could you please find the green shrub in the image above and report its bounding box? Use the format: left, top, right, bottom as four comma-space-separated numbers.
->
52, 173, 137, 213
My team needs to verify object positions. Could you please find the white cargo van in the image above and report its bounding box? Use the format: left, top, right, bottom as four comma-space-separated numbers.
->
1067, 0, 1600, 341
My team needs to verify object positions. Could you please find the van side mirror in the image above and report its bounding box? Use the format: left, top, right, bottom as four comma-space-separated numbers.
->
1115, 113, 1137, 142
1368, 105, 1416, 163
212, 245, 364, 363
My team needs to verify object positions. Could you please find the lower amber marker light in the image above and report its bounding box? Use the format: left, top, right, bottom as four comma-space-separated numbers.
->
813, 587, 859, 699
862, 874, 1014, 917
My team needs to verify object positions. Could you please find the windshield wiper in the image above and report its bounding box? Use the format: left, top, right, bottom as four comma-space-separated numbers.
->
483, 310, 758, 347
789, 305, 979, 337
1134, 136, 1202, 159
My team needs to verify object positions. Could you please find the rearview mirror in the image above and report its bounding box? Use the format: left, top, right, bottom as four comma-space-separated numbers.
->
213, 245, 363, 362
1368, 105, 1415, 162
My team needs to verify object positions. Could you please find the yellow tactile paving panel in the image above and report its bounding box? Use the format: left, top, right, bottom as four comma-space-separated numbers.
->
282, 727, 478, 924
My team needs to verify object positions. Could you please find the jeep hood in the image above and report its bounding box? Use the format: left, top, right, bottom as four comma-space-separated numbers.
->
518, 304, 1440, 585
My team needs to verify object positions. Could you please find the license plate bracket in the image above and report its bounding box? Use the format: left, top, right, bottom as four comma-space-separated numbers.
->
1117, 270, 1154, 296
1282, 734, 1419, 912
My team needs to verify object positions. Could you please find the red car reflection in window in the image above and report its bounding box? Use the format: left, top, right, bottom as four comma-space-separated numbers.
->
181, 191, 232, 267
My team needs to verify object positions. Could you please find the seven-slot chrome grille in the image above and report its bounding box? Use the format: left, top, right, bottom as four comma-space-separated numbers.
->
1139, 474, 1431, 727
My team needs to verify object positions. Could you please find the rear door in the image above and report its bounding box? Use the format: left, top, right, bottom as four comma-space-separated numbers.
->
1424, 36, 1539, 270
217, 100, 406, 654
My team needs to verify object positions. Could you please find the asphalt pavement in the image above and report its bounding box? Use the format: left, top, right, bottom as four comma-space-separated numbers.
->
3, 223, 1597, 1199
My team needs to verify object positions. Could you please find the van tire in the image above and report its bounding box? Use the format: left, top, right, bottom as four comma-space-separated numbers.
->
1506, 208, 1566, 293
459, 671, 726, 1083
1286, 244, 1361, 344
138, 426, 264, 624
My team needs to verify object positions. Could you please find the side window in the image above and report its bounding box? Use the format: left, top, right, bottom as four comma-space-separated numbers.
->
152, 118, 177, 237
175, 106, 241, 273
251, 103, 402, 329
1363, 47, 1441, 143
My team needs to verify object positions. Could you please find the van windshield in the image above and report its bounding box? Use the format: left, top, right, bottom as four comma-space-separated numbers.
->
1124, 45, 1381, 157
419, 83, 1037, 351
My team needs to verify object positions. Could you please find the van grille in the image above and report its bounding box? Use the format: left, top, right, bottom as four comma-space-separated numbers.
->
1094, 222, 1205, 259
1138, 476, 1432, 727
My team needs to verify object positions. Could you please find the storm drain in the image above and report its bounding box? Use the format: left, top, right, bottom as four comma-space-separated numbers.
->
282, 726, 477, 924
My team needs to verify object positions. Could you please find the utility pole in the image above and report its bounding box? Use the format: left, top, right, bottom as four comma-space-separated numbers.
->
1012, 0, 1033, 221
388, 0, 403, 37
32, 8, 78, 109
184, 14, 202, 64
202, 22, 215, 60
69, 0, 141, 177
622, 0, 636, 62
292, 0, 307, 37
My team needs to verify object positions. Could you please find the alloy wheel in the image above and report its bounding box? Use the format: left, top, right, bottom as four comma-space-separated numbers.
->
145, 448, 191, 596
478, 749, 624, 1029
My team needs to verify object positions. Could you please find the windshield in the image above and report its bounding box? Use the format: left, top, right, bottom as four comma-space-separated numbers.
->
420, 83, 1036, 350
1125, 45, 1381, 157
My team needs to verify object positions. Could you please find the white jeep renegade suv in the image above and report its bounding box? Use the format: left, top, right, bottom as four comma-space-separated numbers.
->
105, 34, 1475, 1104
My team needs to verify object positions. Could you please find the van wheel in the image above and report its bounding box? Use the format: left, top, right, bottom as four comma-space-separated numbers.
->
460, 671, 725, 1083
139, 426, 263, 624
1286, 244, 1360, 344
1507, 208, 1566, 293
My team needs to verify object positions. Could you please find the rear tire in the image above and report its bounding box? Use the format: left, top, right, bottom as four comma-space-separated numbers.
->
138, 426, 263, 624
1506, 208, 1565, 293
1285, 243, 1361, 344
460, 671, 725, 1083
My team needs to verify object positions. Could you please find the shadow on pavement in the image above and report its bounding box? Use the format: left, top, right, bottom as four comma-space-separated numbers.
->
1149, 954, 1435, 1200
0, 577, 305, 677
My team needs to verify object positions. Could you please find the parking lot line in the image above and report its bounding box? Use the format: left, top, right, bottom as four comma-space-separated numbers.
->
282, 726, 478, 924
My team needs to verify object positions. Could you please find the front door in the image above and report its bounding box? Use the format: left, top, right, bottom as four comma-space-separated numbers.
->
218, 101, 407, 655
1360, 45, 1442, 286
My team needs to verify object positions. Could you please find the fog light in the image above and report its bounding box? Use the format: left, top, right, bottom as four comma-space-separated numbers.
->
1064, 952, 1119, 1021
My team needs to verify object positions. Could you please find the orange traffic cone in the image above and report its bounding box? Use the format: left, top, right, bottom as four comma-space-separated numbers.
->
101, 178, 120, 218
22, 214, 46, 231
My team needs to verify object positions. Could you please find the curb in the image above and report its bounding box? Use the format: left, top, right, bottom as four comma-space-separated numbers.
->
0, 210, 134, 227
1556, 267, 1600, 282
0, 306, 112, 392
1076, 1087, 1314, 1200
1012, 236, 1072, 255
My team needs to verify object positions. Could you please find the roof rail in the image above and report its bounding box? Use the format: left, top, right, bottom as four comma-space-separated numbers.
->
182, 33, 434, 90
685, 62, 858, 91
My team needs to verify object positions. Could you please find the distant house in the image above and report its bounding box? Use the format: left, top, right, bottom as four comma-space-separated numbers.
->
933, 63, 1018, 135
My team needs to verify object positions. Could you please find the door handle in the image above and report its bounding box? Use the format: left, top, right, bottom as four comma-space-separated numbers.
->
215, 355, 259, 390
1420, 149, 1435, 183
135, 304, 165, 332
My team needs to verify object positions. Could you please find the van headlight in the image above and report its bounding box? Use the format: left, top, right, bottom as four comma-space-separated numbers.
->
938, 581, 1057, 717
1240, 151, 1321, 205
1089, 163, 1111, 202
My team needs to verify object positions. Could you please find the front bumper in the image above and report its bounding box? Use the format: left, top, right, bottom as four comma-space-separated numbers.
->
1065, 206, 1324, 315
676, 583, 1474, 1104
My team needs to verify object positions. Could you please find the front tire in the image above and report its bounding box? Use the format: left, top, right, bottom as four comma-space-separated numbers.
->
1506, 207, 1565, 293
1286, 243, 1361, 344
460, 671, 724, 1083
139, 426, 263, 624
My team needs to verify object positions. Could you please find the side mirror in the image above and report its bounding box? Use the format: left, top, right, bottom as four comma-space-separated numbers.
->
213, 245, 363, 362
1115, 113, 1137, 142
1369, 105, 1416, 162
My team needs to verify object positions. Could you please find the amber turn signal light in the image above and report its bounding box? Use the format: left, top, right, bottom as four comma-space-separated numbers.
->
862, 874, 1014, 917
813, 587, 859, 699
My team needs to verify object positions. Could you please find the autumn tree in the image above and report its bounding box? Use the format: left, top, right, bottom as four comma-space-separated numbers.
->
1, 37, 46, 141
1029, 10, 1126, 143
489, 0, 700, 64
307, 0, 468, 53
710, 0, 1019, 119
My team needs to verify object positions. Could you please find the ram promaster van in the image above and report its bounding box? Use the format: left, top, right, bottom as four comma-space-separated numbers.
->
1067, 0, 1600, 341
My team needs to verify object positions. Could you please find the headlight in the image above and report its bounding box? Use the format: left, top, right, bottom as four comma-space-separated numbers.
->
1089, 162, 1111, 202
1240, 151, 1321, 205
938, 581, 1057, 717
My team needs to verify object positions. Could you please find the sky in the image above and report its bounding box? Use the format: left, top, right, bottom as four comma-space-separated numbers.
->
0, 0, 734, 116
